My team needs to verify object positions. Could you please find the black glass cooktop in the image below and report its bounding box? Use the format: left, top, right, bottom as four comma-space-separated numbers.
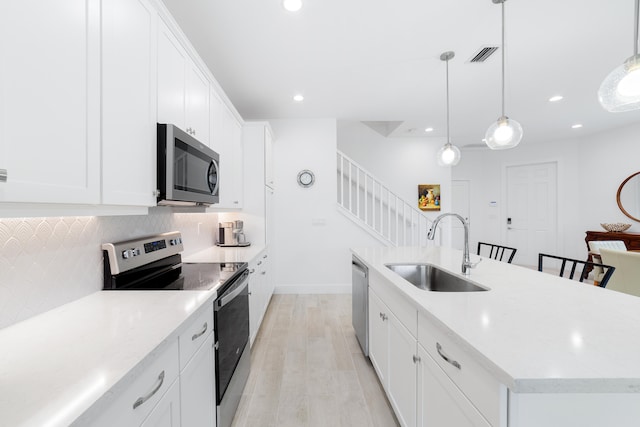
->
104, 259, 247, 291
173, 262, 247, 291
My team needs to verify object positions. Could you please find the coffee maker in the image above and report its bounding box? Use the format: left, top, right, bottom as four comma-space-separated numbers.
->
217, 220, 250, 247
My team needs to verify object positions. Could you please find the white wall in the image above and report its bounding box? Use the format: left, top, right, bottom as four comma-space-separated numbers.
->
452, 122, 640, 262
270, 119, 381, 293
0, 209, 219, 329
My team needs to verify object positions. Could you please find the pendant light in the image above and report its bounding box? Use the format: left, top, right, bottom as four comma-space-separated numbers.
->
484, 0, 523, 150
598, 0, 640, 112
437, 51, 461, 167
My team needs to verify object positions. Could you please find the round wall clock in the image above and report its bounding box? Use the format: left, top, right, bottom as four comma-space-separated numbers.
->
297, 169, 315, 188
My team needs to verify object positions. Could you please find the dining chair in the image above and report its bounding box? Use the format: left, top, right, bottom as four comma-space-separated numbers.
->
588, 240, 627, 285
598, 248, 640, 297
537, 253, 615, 288
477, 242, 517, 263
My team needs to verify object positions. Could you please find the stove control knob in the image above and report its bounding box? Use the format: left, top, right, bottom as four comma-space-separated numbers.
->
122, 250, 132, 259
132, 248, 141, 256
170, 238, 181, 246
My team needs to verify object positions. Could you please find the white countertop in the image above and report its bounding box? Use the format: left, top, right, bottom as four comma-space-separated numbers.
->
184, 244, 265, 263
0, 289, 216, 427
0, 244, 265, 427
352, 246, 640, 394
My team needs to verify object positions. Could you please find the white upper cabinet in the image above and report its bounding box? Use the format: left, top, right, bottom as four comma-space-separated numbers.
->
157, 19, 187, 129
157, 19, 209, 145
215, 104, 243, 209
265, 128, 275, 189
102, 0, 157, 206
0, 0, 101, 204
185, 65, 210, 145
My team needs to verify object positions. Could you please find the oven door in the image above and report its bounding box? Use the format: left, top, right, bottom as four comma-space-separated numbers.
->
158, 123, 219, 205
214, 269, 250, 404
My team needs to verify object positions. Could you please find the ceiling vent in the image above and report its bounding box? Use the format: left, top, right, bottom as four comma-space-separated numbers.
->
468, 46, 499, 63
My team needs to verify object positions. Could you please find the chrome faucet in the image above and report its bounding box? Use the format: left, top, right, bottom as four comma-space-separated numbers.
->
427, 213, 480, 276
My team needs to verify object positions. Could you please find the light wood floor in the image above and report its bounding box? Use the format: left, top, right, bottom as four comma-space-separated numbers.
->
231, 294, 399, 427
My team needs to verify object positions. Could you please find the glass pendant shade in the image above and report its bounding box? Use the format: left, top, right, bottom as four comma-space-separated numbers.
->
599, 54, 640, 112
485, 0, 523, 150
437, 142, 461, 166
484, 116, 523, 150
437, 51, 461, 167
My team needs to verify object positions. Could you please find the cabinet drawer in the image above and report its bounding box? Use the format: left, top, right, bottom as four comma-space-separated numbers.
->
179, 303, 214, 370
418, 311, 505, 426
369, 269, 417, 337
92, 338, 180, 427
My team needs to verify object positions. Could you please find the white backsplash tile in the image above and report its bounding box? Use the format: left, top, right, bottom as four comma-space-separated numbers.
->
0, 209, 219, 329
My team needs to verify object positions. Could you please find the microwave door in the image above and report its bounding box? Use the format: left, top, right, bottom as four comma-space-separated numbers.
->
158, 123, 219, 205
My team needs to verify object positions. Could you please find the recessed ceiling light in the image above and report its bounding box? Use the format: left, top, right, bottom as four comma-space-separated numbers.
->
549, 95, 564, 102
293, 94, 304, 102
283, 0, 302, 12
425, 127, 434, 132
571, 123, 583, 129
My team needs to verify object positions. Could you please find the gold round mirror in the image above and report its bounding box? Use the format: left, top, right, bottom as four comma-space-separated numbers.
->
617, 171, 640, 222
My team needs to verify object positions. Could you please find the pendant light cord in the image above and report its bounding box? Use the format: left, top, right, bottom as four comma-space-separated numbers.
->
446, 57, 450, 144
635, 0, 639, 56
501, 0, 506, 117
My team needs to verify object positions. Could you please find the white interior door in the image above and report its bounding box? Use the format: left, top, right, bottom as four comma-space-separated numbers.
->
505, 162, 557, 267
451, 180, 470, 251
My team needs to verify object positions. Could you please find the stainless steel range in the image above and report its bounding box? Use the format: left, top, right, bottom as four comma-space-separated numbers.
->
102, 231, 250, 427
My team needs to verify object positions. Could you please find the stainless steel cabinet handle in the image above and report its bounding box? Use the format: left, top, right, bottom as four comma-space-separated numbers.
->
250, 269, 255, 274
263, 254, 268, 259
261, 271, 266, 275
412, 354, 421, 364
257, 261, 262, 266
233, 201, 239, 204
379, 312, 387, 321
191, 322, 208, 341
436, 342, 461, 370
133, 371, 165, 409
0, 169, 6, 183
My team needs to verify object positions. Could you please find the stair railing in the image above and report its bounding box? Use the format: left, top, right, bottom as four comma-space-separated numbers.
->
337, 150, 437, 247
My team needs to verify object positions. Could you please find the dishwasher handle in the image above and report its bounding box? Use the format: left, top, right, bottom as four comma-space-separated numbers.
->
352, 261, 368, 278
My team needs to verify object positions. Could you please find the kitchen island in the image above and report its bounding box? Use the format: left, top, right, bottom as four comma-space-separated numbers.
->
353, 246, 640, 427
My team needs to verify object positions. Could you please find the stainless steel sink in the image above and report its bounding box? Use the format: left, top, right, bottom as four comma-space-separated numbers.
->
385, 263, 488, 292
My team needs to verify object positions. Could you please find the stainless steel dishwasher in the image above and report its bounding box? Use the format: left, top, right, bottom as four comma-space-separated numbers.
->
352, 256, 369, 356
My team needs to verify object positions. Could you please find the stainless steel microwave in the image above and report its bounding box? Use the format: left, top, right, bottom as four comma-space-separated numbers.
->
157, 123, 219, 206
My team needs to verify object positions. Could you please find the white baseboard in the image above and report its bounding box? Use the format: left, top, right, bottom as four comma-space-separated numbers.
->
274, 284, 351, 294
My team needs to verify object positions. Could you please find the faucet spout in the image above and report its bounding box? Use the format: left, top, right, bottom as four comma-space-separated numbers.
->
427, 213, 479, 275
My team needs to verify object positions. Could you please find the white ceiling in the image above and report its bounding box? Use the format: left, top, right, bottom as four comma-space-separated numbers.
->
162, 0, 640, 146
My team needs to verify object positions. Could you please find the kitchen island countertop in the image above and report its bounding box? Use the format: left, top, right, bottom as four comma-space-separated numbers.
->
352, 245, 640, 394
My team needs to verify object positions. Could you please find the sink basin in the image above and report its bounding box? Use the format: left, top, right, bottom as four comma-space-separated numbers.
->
385, 263, 488, 292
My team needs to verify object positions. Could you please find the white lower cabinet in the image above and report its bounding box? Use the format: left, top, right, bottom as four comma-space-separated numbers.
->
369, 287, 418, 427
417, 344, 490, 427
92, 305, 216, 427
368, 278, 506, 427
180, 332, 215, 427
249, 250, 272, 346
179, 304, 215, 427
388, 311, 418, 427
92, 339, 180, 427
368, 289, 389, 386
141, 378, 181, 427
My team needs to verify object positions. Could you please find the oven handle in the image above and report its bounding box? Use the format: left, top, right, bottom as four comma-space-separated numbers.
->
216, 271, 249, 310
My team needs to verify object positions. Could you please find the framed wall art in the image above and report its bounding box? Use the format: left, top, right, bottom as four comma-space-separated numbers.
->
418, 184, 441, 211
